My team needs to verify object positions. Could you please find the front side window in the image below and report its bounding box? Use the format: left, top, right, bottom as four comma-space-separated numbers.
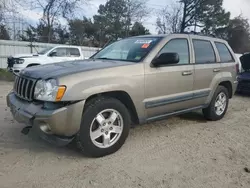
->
215, 42, 234, 62
92, 37, 163, 62
193, 40, 216, 64
67, 48, 80, 57
50, 48, 67, 57
159, 38, 190, 64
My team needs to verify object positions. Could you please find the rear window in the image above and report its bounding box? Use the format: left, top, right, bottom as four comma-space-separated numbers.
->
193, 39, 216, 64
215, 42, 234, 62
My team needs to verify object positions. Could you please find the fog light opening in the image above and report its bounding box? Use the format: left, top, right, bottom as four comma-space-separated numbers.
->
40, 124, 52, 134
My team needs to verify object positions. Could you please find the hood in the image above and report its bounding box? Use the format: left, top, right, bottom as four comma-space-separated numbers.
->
12, 53, 40, 59
20, 59, 134, 79
240, 53, 250, 71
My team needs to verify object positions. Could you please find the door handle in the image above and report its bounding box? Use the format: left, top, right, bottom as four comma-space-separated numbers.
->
182, 71, 193, 76
213, 68, 221, 72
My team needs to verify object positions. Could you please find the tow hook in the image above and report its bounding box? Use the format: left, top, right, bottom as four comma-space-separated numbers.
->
21, 126, 32, 135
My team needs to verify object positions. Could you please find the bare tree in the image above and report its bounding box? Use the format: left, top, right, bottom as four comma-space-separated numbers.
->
156, 3, 182, 34
0, 0, 19, 39
0, 0, 19, 23
0, 4, 4, 24
27, 0, 89, 42
125, 0, 150, 36
126, 0, 150, 22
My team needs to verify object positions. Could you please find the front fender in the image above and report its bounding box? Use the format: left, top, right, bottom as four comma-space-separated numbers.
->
58, 65, 145, 122
21, 58, 42, 67
62, 76, 142, 102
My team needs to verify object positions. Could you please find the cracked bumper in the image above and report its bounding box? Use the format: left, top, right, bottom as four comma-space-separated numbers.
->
7, 92, 85, 146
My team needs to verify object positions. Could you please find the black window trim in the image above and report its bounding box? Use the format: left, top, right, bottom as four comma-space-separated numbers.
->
214, 41, 235, 63
192, 39, 217, 65
49, 47, 68, 57
50, 47, 81, 57
152, 38, 191, 67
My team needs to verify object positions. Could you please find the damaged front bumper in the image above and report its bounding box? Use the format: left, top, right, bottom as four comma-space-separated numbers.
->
6, 92, 85, 146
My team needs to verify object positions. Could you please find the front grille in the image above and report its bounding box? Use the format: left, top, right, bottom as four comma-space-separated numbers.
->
14, 76, 36, 101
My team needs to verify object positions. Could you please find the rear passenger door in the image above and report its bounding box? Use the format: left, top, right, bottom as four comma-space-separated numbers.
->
192, 38, 221, 106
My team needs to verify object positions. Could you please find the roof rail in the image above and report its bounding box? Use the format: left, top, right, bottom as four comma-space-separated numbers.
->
174, 31, 217, 38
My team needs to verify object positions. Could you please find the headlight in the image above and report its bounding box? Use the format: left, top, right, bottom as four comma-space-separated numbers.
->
17, 59, 25, 64
34, 79, 66, 101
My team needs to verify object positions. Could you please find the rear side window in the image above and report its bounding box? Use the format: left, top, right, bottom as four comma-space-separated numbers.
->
215, 42, 234, 62
159, 38, 190, 64
193, 39, 216, 64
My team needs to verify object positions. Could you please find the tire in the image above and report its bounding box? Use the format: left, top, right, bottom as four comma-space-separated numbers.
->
76, 97, 131, 157
202, 86, 229, 121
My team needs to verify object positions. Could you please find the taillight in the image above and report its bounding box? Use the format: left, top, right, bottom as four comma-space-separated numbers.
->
236, 63, 239, 73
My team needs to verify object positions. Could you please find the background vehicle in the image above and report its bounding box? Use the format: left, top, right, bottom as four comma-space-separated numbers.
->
235, 53, 243, 73
7, 45, 89, 73
237, 53, 250, 93
7, 33, 238, 157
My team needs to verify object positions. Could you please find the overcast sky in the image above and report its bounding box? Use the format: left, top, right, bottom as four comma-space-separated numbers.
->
20, 0, 250, 34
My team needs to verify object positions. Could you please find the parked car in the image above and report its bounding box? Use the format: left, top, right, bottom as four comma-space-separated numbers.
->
7, 33, 238, 157
237, 53, 250, 93
7, 45, 90, 73
235, 53, 243, 73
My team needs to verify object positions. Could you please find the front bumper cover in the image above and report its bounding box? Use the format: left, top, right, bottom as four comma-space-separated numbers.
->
7, 92, 85, 146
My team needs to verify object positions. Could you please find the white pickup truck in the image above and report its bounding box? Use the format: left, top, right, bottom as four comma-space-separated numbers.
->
7, 45, 91, 73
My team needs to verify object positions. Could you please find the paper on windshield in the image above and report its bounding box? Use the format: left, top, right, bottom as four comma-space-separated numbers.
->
135, 40, 152, 44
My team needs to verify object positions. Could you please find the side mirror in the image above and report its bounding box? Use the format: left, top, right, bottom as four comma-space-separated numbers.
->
152, 52, 179, 67
49, 51, 57, 57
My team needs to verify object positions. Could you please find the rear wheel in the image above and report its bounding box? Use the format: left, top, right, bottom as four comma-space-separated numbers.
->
203, 86, 229, 121
76, 97, 131, 157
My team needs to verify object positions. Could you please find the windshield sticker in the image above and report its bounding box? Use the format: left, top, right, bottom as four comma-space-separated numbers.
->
135, 56, 141, 60
135, 40, 152, 44
141, 43, 150, 48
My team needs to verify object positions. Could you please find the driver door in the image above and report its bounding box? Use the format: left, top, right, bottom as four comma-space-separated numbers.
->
47, 47, 70, 63
144, 37, 195, 120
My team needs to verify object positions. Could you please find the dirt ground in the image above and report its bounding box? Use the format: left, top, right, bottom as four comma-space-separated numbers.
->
0, 81, 250, 188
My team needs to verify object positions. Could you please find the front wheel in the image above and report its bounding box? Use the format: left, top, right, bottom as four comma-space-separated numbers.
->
76, 97, 131, 157
203, 86, 229, 121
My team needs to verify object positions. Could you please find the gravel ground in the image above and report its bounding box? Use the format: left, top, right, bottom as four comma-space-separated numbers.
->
0, 81, 250, 188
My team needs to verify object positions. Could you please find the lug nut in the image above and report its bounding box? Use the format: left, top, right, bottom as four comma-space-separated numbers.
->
101, 129, 104, 132
105, 131, 108, 135
108, 122, 111, 124
109, 127, 113, 130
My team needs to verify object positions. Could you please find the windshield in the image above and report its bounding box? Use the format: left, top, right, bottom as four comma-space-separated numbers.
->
92, 37, 163, 62
38, 47, 54, 55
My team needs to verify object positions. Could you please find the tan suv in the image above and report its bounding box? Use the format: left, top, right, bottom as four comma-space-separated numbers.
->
7, 34, 238, 157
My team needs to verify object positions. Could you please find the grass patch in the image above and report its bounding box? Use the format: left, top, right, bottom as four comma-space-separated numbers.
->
0, 69, 15, 81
